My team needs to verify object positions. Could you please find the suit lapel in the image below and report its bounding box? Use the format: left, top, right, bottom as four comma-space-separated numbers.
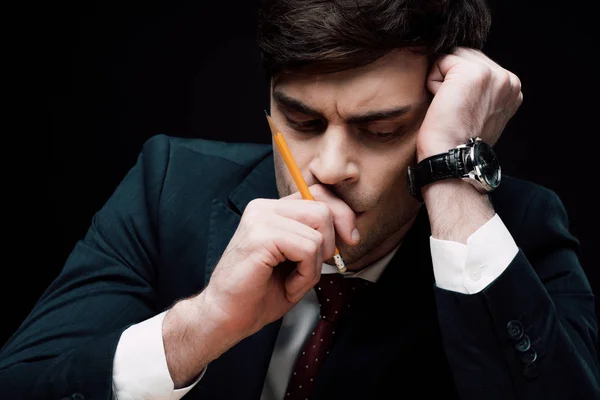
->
205, 152, 279, 285
198, 152, 282, 399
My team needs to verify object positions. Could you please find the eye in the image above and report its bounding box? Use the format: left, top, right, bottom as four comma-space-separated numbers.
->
359, 127, 404, 141
285, 117, 325, 133
370, 131, 396, 138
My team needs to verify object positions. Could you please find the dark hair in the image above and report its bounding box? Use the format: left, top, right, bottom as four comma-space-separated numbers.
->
257, 0, 491, 77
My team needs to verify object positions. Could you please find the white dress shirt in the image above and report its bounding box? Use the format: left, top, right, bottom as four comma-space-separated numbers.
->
112, 213, 518, 400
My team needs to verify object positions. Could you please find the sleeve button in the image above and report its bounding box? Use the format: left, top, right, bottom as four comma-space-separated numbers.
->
522, 362, 539, 379
514, 334, 531, 353
506, 320, 524, 340
519, 349, 538, 364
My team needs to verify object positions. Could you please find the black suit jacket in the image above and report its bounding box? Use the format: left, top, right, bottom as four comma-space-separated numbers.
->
1, 134, 598, 399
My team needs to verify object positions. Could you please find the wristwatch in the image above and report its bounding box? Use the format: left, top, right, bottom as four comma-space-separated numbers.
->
407, 137, 501, 202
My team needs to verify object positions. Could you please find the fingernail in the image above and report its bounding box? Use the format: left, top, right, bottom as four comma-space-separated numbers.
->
352, 228, 360, 243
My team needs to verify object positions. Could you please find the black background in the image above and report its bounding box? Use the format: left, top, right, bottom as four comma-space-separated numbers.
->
3, 1, 598, 347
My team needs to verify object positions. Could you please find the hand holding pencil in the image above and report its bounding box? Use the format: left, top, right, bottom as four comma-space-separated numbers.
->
265, 111, 347, 273
156, 147, 361, 382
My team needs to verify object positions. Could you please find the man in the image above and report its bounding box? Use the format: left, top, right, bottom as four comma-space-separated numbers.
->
1, 0, 598, 399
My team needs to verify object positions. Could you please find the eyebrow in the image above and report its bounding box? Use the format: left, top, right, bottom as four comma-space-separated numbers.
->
272, 90, 416, 124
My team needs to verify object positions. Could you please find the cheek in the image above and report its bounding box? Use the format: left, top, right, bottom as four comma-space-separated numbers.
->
273, 152, 295, 197
361, 142, 416, 196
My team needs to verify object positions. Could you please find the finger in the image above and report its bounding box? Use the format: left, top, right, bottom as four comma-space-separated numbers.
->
272, 212, 335, 261
453, 48, 505, 74
513, 91, 524, 114
505, 72, 523, 114
285, 252, 323, 302
267, 198, 338, 254
429, 53, 465, 79
426, 53, 462, 95
508, 72, 522, 98
443, 48, 514, 91
275, 235, 322, 301
454, 48, 522, 100
306, 185, 359, 246
286, 184, 359, 245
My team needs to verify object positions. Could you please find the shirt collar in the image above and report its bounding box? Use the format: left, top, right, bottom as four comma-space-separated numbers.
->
320, 243, 402, 283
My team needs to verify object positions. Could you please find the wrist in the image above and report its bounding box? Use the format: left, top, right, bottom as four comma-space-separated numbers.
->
423, 179, 495, 244
416, 138, 461, 163
163, 294, 241, 387
410, 137, 501, 204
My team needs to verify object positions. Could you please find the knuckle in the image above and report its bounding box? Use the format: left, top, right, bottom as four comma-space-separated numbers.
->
313, 230, 325, 248
245, 199, 263, 216
512, 74, 522, 92
244, 199, 274, 221
304, 240, 319, 256
499, 71, 512, 89
315, 202, 332, 221
473, 63, 492, 82
246, 198, 263, 209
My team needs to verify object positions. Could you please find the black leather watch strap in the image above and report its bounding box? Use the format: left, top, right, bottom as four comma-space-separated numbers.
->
408, 147, 466, 201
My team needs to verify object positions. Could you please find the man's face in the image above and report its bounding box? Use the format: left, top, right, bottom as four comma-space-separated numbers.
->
270, 49, 430, 269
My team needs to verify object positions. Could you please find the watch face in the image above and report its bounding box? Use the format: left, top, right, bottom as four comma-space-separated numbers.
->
474, 141, 501, 189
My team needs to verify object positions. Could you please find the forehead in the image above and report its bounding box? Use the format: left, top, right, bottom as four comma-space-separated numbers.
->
271, 49, 429, 119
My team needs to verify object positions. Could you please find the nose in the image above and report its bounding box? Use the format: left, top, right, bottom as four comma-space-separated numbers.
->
308, 127, 359, 186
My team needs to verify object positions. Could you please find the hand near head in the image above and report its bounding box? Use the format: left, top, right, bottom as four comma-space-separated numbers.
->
416, 47, 523, 161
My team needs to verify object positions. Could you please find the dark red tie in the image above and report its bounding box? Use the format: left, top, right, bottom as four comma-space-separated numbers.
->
285, 273, 370, 400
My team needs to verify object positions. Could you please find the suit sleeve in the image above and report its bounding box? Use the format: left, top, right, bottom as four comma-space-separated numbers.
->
0, 134, 172, 399
434, 188, 600, 399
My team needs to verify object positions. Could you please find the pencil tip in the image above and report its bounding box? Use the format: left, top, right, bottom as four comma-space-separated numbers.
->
265, 111, 277, 136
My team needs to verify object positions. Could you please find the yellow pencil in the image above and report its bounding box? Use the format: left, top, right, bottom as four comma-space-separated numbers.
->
265, 111, 347, 273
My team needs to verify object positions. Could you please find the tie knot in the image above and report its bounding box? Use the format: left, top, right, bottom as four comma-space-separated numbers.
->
314, 274, 370, 322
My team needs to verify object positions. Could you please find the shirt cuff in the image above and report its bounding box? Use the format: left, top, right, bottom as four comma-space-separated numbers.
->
112, 311, 205, 400
430, 213, 519, 294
